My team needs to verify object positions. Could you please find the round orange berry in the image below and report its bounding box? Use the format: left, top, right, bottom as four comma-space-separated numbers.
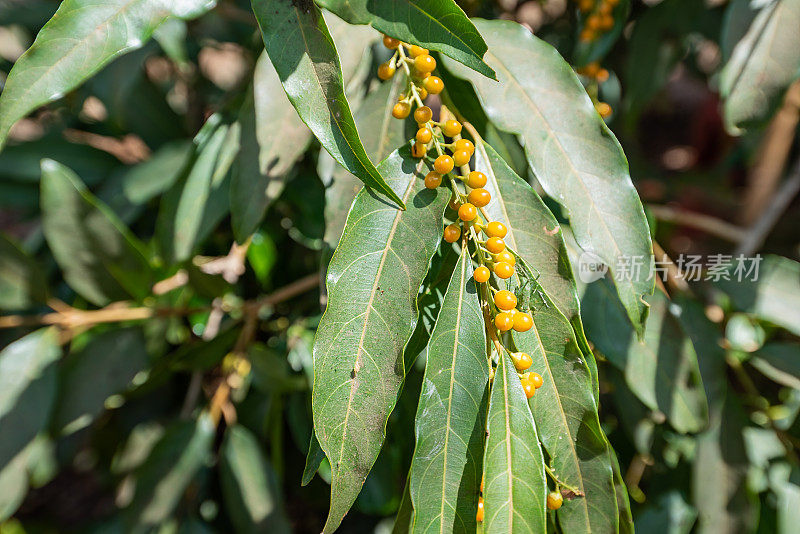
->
454, 138, 474, 153
452, 149, 472, 167
473, 265, 490, 283
417, 87, 428, 100
414, 106, 433, 124
424, 171, 441, 189
466, 171, 487, 188
494, 290, 517, 310
392, 102, 410, 119
414, 54, 436, 73
382, 35, 400, 49
423, 76, 444, 94
416, 127, 432, 144
596, 68, 610, 83
443, 224, 460, 243
377, 62, 395, 80
434, 155, 454, 174
596, 102, 612, 118
408, 45, 428, 57
468, 188, 491, 208
441, 120, 462, 137
513, 352, 533, 372
530, 372, 543, 389
600, 14, 614, 30
494, 262, 514, 279
495, 250, 515, 265
458, 203, 477, 222
412, 142, 426, 158
586, 14, 602, 31
547, 491, 563, 510
495, 312, 514, 332
485, 237, 505, 254
476, 498, 484, 522
486, 221, 507, 238
513, 312, 533, 332
523, 379, 535, 399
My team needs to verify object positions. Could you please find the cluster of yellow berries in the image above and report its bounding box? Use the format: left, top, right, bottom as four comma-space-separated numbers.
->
577, 0, 620, 42
575, 62, 613, 119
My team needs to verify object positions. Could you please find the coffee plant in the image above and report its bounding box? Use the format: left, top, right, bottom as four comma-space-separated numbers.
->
1, 0, 799, 533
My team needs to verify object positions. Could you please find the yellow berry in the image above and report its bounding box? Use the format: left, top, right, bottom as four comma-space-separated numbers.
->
495, 312, 514, 332
474, 265, 491, 283
476, 498, 484, 522
443, 224, 460, 243
596, 102, 612, 119
454, 138, 475, 153
414, 106, 433, 124
530, 372, 543, 389
417, 87, 428, 100
486, 221, 507, 238
392, 102, 411, 119
414, 54, 437, 73
458, 203, 477, 222
412, 141, 427, 158
468, 188, 491, 208
423, 76, 444, 94
485, 237, 505, 254
377, 62, 395, 80
416, 127, 433, 144
408, 45, 428, 57
434, 155, 455, 174
494, 262, 514, 279
452, 149, 472, 167
512, 352, 532, 372
495, 250, 515, 265
382, 35, 400, 49
466, 171, 487, 188
547, 492, 564, 510
441, 120, 462, 137
424, 171, 442, 189
494, 290, 517, 310
513, 312, 533, 332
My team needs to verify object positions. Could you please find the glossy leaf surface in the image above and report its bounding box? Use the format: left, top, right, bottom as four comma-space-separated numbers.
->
312, 148, 448, 532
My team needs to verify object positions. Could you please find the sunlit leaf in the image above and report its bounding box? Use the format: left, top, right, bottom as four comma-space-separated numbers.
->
0, 0, 216, 148
750, 343, 800, 390
409, 248, 488, 533
311, 147, 448, 533
0, 233, 47, 310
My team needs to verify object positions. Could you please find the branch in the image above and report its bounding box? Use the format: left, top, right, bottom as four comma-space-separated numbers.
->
647, 204, 746, 243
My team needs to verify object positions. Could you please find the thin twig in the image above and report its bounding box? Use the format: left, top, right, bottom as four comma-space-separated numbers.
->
647, 204, 746, 243
652, 241, 691, 295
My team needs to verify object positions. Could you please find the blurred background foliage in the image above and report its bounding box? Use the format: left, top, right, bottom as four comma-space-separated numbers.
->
0, 0, 799, 532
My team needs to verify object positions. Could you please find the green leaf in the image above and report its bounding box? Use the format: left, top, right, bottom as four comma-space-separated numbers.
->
231, 53, 312, 242
750, 343, 800, 390
716, 255, 800, 337
323, 75, 410, 248
393, 474, 414, 534
408, 247, 488, 533
53, 327, 149, 435
444, 19, 654, 336
0, 329, 60, 471
482, 350, 547, 533
317, 0, 495, 79
125, 413, 215, 527
720, 0, 800, 134
220, 425, 291, 534
302, 432, 327, 487
40, 159, 153, 305
693, 394, 757, 533
512, 287, 619, 533
582, 283, 708, 433
0, 443, 30, 521
635, 491, 697, 534
157, 115, 239, 263
251, 0, 405, 209
0, 0, 216, 148
472, 141, 584, 348
0, 233, 47, 310
311, 147, 448, 533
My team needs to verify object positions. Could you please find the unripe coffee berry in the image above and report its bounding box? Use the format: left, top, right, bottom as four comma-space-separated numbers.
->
424, 171, 441, 189
458, 203, 477, 222
486, 237, 505, 254
468, 188, 491, 207
466, 171, 487, 188
473, 265, 490, 283
434, 155, 454, 174
414, 106, 432, 124
443, 224, 460, 243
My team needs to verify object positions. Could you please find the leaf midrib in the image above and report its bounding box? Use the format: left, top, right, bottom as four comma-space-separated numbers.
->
404, 1, 485, 60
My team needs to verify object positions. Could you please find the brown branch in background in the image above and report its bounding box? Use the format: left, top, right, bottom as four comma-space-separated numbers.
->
740, 81, 800, 225
736, 156, 800, 257
647, 204, 746, 243
652, 240, 691, 295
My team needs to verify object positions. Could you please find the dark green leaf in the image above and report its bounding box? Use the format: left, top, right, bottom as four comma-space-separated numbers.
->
409, 248, 488, 532
40, 159, 153, 305
0, 442, 30, 521
720, 0, 800, 134
0, 329, 60, 471
444, 19, 653, 336
251, 0, 405, 209
231, 53, 312, 242
323, 75, 410, 248
125, 413, 215, 527
302, 432, 326, 487
635, 491, 697, 534
220, 425, 291, 533
317, 0, 495, 79
393, 474, 414, 534
157, 115, 238, 263
311, 148, 448, 533
482, 350, 547, 533
0, 233, 47, 310
582, 283, 708, 433
750, 343, 800, 390
53, 327, 149, 435
513, 286, 619, 532
0, 0, 216, 148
